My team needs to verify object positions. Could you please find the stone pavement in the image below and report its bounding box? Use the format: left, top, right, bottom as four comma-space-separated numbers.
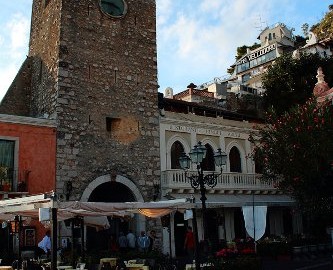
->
261, 255, 333, 270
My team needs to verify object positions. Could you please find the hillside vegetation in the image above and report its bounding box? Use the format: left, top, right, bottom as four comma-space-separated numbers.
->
311, 7, 333, 40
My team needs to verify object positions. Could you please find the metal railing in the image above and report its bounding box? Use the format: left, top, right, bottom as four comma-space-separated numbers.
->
0, 168, 28, 192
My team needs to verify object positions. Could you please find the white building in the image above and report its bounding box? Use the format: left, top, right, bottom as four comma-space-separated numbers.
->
203, 23, 333, 98
159, 92, 303, 257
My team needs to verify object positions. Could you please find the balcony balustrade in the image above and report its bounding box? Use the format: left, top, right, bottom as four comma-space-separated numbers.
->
161, 169, 279, 195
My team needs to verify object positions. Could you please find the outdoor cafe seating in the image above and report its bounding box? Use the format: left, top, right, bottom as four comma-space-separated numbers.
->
99, 258, 149, 270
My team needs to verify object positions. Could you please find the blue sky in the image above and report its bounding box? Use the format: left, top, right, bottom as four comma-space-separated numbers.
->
0, 0, 332, 100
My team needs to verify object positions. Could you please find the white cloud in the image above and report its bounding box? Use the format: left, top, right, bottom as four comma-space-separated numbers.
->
0, 64, 20, 99
0, 12, 29, 100
156, 0, 173, 27
157, 0, 307, 92
7, 13, 30, 52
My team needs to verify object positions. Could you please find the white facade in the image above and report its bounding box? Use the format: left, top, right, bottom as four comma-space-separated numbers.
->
159, 109, 302, 256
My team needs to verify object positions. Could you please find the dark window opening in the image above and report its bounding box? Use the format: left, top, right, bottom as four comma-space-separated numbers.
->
0, 139, 15, 188
171, 141, 184, 169
106, 117, 121, 132
255, 159, 263, 174
201, 144, 215, 171
229, 146, 242, 172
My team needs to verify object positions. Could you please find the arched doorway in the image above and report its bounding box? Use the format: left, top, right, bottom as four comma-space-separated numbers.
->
86, 181, 137, 251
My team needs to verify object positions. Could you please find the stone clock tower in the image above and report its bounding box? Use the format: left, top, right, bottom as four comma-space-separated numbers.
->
22, 0, 160, 204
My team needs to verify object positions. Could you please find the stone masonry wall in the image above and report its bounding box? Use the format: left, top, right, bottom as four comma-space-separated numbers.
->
0, 58, 32, 116
29, 0, 62, 118
29, 0, 160, 201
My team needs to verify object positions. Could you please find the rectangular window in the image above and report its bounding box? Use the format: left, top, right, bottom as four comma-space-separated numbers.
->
106, 117, 112, 132
106, 117, 121, 132
0, 139, 15, 189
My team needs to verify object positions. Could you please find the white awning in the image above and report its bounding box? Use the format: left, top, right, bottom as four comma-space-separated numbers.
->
0, 193, 194, 221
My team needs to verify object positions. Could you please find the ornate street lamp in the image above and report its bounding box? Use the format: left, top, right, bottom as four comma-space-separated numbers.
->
179, 142, 227, 240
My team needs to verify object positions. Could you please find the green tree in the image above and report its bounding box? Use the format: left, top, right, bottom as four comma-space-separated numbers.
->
262, 52, 333, 115
311, 8, 333, 39
250, 99, 333, 235
301, 23, 309, 37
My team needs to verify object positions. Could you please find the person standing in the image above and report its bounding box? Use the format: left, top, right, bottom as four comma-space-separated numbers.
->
118, 232, 128, 254
108, 234, 119, 254
184, 226, 195, 262
137, 231, 150, 253
148, 230, 156, 252
38, 230, 51, 258
126, 230, 136, 251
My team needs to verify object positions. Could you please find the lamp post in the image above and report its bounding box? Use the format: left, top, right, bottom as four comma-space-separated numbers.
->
179, 142, 227, 241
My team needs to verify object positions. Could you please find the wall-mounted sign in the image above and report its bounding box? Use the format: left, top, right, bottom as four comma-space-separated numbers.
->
237, 43, 276, 64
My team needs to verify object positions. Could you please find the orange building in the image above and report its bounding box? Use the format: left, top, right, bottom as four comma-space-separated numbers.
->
0, 114, 57, 250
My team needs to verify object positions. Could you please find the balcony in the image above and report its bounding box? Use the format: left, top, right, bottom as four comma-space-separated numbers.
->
161, 169, 280, 195
0, 167, 29, 197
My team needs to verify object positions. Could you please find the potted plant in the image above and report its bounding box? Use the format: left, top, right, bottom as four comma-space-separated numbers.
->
2, 180, 11, 192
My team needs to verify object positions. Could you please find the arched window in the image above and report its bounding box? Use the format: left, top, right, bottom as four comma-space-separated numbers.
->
171, 141, 184, 169
255, 160, 263, 174
229, 146, 242, 172
201, 144, 215, 171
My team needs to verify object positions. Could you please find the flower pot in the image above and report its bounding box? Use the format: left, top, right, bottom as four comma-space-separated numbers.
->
3, 183, 10, 192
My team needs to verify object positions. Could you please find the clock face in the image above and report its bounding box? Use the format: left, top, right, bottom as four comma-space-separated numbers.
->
100, 0, 127, 18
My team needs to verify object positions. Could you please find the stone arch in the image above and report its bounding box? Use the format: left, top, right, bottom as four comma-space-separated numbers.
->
81, 174, 145, 241
166, 135, 190, 170
81, 174, 144, 202
225, 141, 247, 173
200, 138, 218, 152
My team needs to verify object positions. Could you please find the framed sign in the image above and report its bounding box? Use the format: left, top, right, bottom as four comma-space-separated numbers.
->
24, 227, 36, 247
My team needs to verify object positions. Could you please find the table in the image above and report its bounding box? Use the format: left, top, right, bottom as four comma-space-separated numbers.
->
125, 264, 149, 270
0, 267, 13, 270
185, 263, 212, 270
100, 258, 117, 268
57, 266, 73, 270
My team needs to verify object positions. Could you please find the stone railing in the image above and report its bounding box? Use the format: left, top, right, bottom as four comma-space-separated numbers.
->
161, 169, 278, 194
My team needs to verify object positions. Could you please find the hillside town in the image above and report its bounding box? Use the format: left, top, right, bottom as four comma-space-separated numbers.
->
1, 1, 333, 270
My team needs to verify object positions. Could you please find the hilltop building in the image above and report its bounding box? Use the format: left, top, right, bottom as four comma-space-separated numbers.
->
191, 23, 333, 100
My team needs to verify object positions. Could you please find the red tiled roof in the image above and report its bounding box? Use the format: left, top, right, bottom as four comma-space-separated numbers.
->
173, 89, 214, 100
